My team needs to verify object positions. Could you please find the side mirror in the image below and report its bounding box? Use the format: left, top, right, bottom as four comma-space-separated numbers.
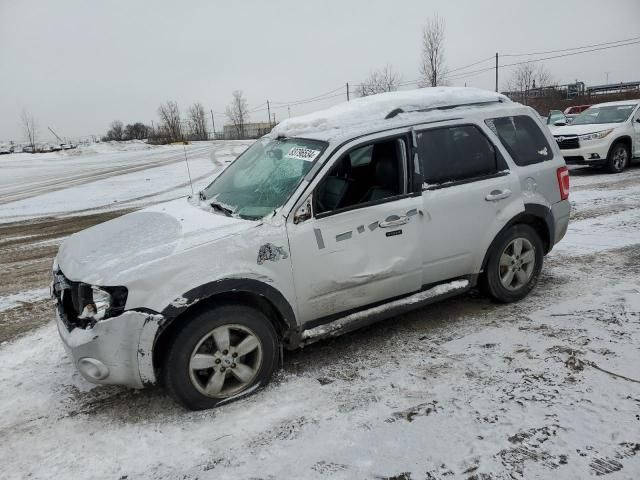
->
293, 195, 312, 224
636, 118, 640, 123
553, 120, 567, 126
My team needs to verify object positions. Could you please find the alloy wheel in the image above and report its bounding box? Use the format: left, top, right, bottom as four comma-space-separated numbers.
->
188, 324, 263, 398
499, 237, 536, 291
612, 146, 628, 171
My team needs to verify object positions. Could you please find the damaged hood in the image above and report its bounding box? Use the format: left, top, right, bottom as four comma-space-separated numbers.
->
57, 197, 257, 285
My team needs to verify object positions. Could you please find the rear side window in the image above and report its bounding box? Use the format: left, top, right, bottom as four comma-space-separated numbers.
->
485, 115, 553, 166
417, 125, 502, 185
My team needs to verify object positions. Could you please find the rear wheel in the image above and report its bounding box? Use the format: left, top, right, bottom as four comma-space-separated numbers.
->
481, 224, 544, 303
163, 304, 279, 410
606, 142, 629, 173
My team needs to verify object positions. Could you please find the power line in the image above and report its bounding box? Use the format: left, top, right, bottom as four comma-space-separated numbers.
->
248, 102, 267, 113
447, 55, 496, 74
444, 38, 640, 82
501, 35, 640, 57
270, 86, 345, 105
211, 34, 640, 125
501, 39, 640, 69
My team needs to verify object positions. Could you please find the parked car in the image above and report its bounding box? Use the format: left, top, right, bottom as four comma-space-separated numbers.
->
545, 109, 569, 130
552, 100, 640, 173
0, 144, 14, 154
564, 105, 591, 115
52, 88, 571, 410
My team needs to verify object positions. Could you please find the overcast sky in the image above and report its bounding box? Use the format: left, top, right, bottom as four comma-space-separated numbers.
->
1, 0, 639, 141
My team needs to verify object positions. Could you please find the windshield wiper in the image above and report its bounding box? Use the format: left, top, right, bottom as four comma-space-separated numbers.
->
210, 200, 233, 217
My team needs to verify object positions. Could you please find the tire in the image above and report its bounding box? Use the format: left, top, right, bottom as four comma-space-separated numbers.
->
163, 304, 279, 410
606, 142, 630, 174
481, 224, 544, 303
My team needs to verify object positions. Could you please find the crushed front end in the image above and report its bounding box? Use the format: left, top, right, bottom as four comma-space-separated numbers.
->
51, 266, 162, 388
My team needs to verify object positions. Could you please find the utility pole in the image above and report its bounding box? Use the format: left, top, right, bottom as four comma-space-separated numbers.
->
267, 100, 271, 126
605, 71, 611, 84
346, 82, 350, 101
495, 52, 499, 92
288, 104, 291, 118
272, 113, 276, 125
210, 109, 216, 139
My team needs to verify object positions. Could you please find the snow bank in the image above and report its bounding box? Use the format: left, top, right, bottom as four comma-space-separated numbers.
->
271, 87, 510, 138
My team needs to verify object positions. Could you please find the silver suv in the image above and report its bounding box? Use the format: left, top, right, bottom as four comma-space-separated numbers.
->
52, 88, 570, 410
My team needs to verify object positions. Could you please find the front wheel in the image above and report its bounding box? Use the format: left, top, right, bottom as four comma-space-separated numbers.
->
163, 304, 279, 410
481, 224, 544, 303
606, 142, 629, 173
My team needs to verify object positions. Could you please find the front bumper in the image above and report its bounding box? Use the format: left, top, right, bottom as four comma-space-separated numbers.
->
559, 139, 610, 165
56, 309, 162, 388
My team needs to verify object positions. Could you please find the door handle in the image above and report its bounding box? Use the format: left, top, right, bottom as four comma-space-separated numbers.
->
379, 215, 409, 228
485, 189, 512, 202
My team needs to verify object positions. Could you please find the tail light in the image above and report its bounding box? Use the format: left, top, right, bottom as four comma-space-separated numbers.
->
557, 166, 570, 200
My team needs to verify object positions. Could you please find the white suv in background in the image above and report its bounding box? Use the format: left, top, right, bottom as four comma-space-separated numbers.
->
52, 88, 570, 410
552, 100, 640, 173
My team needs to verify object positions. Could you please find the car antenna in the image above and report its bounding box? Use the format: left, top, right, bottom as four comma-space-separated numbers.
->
183, 143, 195, 197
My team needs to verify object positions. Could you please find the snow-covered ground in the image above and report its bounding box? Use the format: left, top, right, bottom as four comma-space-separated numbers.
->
0, 148, 639, 479
0, 140, 252, 222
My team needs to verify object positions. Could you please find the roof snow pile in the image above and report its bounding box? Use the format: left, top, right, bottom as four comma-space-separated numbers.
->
271, 87, 510, 138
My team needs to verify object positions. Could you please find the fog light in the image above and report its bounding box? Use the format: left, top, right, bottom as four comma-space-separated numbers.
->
589, 153, 600, 159
77, 357, 109, 380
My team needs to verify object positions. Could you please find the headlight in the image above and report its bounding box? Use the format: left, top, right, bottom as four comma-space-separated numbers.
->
77, 284, 128, 321
93, 286, 113, 320
578, 129, 613, 141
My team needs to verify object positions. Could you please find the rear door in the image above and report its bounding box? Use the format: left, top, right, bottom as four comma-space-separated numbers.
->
415, 123, 523, 284
633, 107, 640, 157
286, 134, 423, 325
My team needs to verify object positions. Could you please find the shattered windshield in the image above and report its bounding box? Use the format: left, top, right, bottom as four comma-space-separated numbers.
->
202, 137, 327, 220
571, 105, 636, 125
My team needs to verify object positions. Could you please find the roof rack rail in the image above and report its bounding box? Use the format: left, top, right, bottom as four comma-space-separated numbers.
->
385, 98, 505, 119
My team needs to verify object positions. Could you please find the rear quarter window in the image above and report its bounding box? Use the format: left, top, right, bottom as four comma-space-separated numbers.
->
485, 115, 553, 167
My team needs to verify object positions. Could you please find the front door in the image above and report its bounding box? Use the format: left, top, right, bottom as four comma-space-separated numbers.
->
286, 136, 423, 325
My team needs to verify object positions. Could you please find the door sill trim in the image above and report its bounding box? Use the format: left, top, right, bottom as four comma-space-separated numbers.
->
299, 277, 471, 346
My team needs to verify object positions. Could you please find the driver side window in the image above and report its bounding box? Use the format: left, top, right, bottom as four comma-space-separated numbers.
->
315, 138, 407, 215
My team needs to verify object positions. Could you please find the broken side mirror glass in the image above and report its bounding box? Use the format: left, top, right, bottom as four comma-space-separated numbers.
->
293, 195, 312, 224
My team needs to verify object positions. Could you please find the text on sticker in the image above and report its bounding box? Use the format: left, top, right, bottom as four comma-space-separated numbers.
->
285, 147, 320, 162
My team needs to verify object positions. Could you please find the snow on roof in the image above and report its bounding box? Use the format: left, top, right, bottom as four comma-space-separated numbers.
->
270, 87, 510, 139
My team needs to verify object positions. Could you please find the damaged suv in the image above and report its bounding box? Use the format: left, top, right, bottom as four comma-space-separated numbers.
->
52, 87, 570, 410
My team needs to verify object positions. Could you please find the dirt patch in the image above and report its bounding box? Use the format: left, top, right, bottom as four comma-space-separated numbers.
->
0, 210, 130, 342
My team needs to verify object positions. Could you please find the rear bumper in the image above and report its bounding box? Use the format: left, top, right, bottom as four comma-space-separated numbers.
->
551, 200, 571, 245
56, 310, 162, 388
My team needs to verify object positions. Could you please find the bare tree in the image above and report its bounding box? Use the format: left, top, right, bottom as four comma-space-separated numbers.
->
358, 65, 402, 97
21, 109, 37, 152
419, 15, 448, 87
187, 102, 209, 140
105, 120, 124, 141
123, 122, 151, 140
225, 90, 249, 139
157, 101, 182, 141
506, 62, 554, 103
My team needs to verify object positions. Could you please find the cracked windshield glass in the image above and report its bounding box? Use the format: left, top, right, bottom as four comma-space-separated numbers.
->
202, 137, 326, 219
